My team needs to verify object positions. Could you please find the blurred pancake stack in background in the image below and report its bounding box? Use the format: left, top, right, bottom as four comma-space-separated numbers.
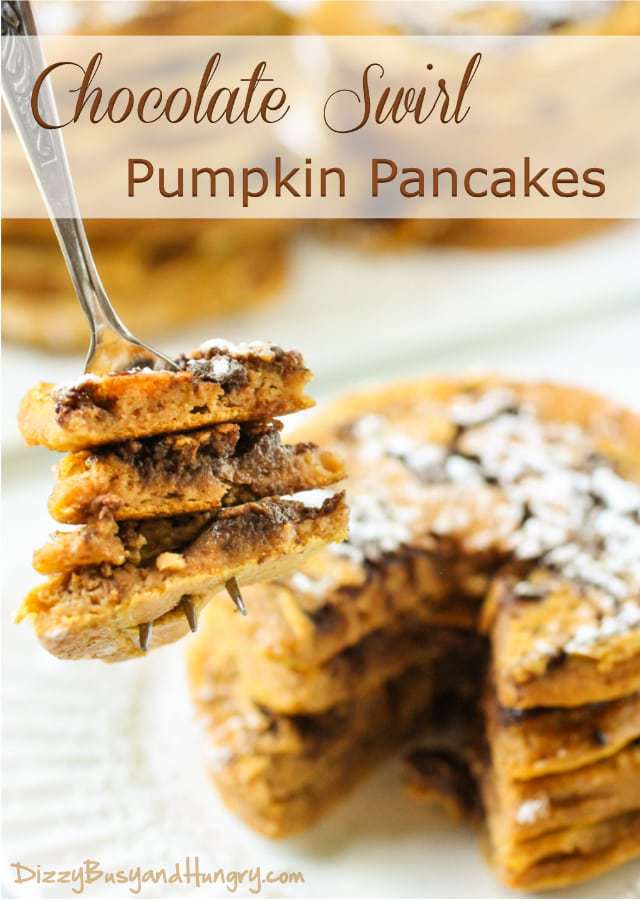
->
2, 1, 294, 351
299, 0, 640, 249
3, 0, 639, 351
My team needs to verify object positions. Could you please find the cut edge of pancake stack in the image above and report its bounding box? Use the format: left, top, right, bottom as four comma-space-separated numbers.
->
188, 598, 487, 837
478, 679, 640, 890
16, 339, 348, 662
187, 374, 640, 891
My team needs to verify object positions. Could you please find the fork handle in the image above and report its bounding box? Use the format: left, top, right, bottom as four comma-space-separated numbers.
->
1, 0, 127, 350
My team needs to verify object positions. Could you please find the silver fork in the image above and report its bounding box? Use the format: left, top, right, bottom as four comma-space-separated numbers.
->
2, 1, 246, 647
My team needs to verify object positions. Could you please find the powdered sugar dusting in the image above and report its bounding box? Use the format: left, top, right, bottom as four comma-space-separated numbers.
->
53, 367, 167, 397
450, 387, 516, 428
283, 488, 334, 509
379, 1, 613, 35
290, 571, 337, 598
198, 338, 276, 361
332, 491, 418, 564
516, 797, 549, 825
52, 372, 103, 396
209, 356, 237, 381
565, 602, 640, 655
54, 339, 279, 397
456, 407, 640, 610
335, 387, 639, 659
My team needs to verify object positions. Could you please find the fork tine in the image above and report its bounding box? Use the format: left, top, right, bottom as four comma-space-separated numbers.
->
138, 621, 152, 651
181, 597, 198, 632
225, 577, 247, 616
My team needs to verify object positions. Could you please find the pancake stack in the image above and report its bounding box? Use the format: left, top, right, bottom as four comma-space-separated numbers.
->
300, 0, 640, 249
7, 3, 640, 353
481, 572, 640, 889
17, 340, 348, 661
189, 599, 485, 836
2, 219, 291, 352
188, 375, 640, 890
2, 0, 294, 351
481, 690, 640, 889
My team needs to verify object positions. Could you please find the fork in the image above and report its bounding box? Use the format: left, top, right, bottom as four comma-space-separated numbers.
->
2, 0, 246, 646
